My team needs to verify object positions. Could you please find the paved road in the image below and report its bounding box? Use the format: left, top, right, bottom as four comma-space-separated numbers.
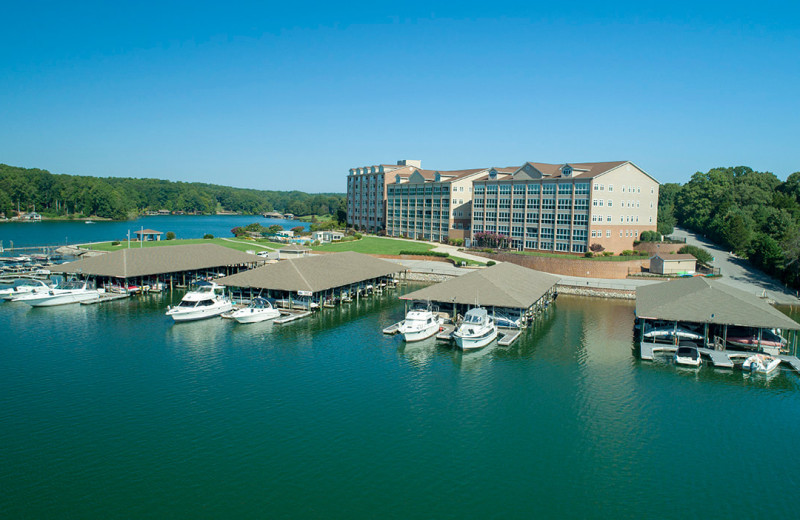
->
670, 227, 799, 305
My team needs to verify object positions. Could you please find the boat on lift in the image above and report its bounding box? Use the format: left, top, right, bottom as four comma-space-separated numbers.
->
453, 307, 497, 350
229, 297, 281, 324
397, 301, 443, 342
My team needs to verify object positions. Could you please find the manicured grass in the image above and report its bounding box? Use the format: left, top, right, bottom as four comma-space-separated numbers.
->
81, 238, 274, 253
311, 236, 435, 255
449, 255, 485, 267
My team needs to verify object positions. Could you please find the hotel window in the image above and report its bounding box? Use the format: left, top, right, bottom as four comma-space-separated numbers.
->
557, 199, 571, 210
557, 214, 570, 224
525, 240, 537, 249
607, 200, 612, 207
608, 184, 613, 192
649, 216, 653, 223
474, 224, 483, 232
606, 215, 612, 222
591, 230, 597, 238
558, 183, 572, 194
621, 185, 625, 192
498, 225, 510, 234
543, 184, 556, 194
526, 227, 538, 236
575, 183, 590, 194
574, 199, 588, 210
573, 229, 587, 240
635, 230, 639, 237
573, 214, 588, 224
542, 199, 555, 209
512, 227, 524, 237
474, 186, 485, 195
486, 212, 496, 220
620, 230, 623, 237
636, 201, 640, 208
541, 228, 554, 239
528, 184, 540, 194
499, 185, 511, 194
473, 211, 483, 220
541, 213, 555, 224
499, 199, 511, 208
513, 212, 524, 223
498, 212, 510, 222
540, 242, 553, 250
487, 185, 498, 194
513, 198, 525, 208
594, 184, 599, 191
473, 199, 483, 208
556, 228, 570, 240
555, 243, 570, 252
513, 185, 525, 194
528, 199, 540, 209
527, 213, 539, 222
606, 230, 611, 237
572, 244, 587, 253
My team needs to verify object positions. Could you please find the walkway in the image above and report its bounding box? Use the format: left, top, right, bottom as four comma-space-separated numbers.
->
671, 228, 799, 305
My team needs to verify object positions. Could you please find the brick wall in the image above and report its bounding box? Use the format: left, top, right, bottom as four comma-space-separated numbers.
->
474, 252, 648, 279
633, 242, 685, 255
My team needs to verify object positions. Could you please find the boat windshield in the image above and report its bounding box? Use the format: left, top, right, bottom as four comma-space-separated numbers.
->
676, 347, 698, 359
178, 301, 198, 308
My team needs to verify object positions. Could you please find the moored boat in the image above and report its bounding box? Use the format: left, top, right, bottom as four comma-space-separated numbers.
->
166, 282, 233, 322
453, 307, 497, 350
674, 342, 702, 367
15, 280, 100, 307
726, 327, 786, 355
1, 279, 53, 301
742, 353, 781, 374
397, 301, 442, 342
230, 297, 281, 324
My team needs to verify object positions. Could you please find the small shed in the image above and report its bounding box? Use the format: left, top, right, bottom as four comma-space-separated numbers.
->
650, 253, 696, 275
312, 230, 345, 243
135, 229, 164, 241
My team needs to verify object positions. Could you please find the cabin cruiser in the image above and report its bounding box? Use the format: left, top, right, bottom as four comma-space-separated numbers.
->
16, 280, 100, 307
229, 297, 281, 324
743, 353, 781, 374
453, 307, 497, 350
674, 342, 702, 367
166, 282, 233, 322
397, 301, 442, 342
1, 279, 53, 301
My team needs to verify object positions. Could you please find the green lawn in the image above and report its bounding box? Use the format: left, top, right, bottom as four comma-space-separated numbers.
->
81, 238, 276, 253
311, 236, 435, 255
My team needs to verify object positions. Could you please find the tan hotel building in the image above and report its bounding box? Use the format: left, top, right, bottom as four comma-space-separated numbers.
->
471, 161, 659, 253
347, 160, 422, 233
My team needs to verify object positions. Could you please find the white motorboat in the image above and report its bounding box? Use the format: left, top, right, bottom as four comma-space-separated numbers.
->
643, 324, 704, 342
16, 280, 100, 307
397, 301, 442, 342
674, 343, 702, 367
166, 282, 233, 322
1, 279, 53, 301
743, 353, 781, 374
230, 297, 281, 324
453, 307, 497, 350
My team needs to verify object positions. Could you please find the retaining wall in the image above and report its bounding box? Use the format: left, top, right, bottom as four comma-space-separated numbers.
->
472, 252, 648, 279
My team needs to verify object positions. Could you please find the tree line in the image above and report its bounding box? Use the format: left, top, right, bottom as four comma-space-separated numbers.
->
0, 163, 345, 220
658, 166, 800, 287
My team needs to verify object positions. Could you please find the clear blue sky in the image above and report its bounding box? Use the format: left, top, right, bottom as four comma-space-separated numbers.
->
1, 1, 798, 192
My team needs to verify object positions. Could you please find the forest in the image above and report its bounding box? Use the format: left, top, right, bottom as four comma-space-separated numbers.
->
0, 164, 345, 221
658, 166, 800, 288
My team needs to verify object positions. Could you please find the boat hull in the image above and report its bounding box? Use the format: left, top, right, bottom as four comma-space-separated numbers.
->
231, 308, 281, 324
167, 301, 234, 322
400, 319, 441, 342
22, 290, 100, 307
454, 327, 498, 350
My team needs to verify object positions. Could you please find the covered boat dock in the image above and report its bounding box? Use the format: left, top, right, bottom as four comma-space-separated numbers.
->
636, 277, 800, 369
215, 251, 405, 310
53, 244, 264, 290
400, 262, 560, 328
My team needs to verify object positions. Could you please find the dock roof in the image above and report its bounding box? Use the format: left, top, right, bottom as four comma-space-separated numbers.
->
401, 263, 560, 309
54, 244, 262, 279
215, 251, 404, 293
636, 277, 800, 330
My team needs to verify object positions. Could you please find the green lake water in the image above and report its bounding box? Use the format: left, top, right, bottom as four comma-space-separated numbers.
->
2, 287, 799, 519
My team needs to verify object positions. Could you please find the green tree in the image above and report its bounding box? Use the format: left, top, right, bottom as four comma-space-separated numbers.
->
678, 245, 713, 265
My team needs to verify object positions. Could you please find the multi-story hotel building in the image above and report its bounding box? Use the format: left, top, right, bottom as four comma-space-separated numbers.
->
346, 160, 421, 233
385, 167, 493, 242
471, 161, 659, 253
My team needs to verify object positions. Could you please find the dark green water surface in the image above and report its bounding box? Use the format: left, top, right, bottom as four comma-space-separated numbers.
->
2, 288, 799, 519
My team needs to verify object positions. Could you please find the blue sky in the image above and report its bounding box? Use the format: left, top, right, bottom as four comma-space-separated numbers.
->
1, 1, 798, 192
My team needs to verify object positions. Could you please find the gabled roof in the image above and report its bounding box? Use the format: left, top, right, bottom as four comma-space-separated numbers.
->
651, 254, 696, 261
636, 277, 799, 329
134, 229, 162, 235
400, 263, 560, 309
53, 244, 262, 279
215, 251, 404, 293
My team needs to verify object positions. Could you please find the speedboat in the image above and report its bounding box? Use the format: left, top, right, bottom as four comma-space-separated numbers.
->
743, 353, 781, 374
397, 301, 442, 342
727, 328, 786, 355
453, 307, 497, 350
1, 279, 53, 301
16, 280, 100, 307
643, 324, 704, 342
229, 297, 281, 324
166, 282, 233, 322
674, 342, 702, 367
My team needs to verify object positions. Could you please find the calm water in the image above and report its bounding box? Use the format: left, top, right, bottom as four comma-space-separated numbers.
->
2, 289, 799, 519
0, 215, 308, 249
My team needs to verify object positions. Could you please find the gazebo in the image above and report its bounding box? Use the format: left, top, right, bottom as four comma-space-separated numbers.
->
134, 229, 163, 241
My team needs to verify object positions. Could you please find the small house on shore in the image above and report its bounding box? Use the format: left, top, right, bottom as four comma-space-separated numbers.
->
134, 229, 164, 242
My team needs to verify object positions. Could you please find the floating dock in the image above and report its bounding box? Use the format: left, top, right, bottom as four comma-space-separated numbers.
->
640, 341, 800, 371
80, 293, 131, 305
383, 321, 402, 335
497, 327, 522, 346
274, 310, 312, 324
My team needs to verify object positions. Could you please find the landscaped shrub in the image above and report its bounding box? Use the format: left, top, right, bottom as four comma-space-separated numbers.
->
602, 251, 613, 256
166, 231, 176, 240
584, 251, 594, 258
203, 234, 214, 239
481, 248, 494, 254
486, 260, 496, 266
353, 233, 362, 240
399, 250, 449, 258
112, 240, 120, 246
678, 244, 713, 265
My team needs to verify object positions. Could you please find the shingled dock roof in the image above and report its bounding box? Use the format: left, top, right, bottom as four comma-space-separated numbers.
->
215, 251, 404, 293
636, 277, 800, 330
401, 263, 561, 309
53, 244, 262, 279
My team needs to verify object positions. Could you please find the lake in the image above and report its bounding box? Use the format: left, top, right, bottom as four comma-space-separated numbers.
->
1, 287, 799, 518
0, 215, 309, 249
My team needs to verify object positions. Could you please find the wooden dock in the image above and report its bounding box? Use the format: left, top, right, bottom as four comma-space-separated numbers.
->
640, 341, 800, 371
436, 324, 455, 342
383, 321, 402, 335
80, 293, 131, 305
274, 310, 312, 324
497, 327, 522, 346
